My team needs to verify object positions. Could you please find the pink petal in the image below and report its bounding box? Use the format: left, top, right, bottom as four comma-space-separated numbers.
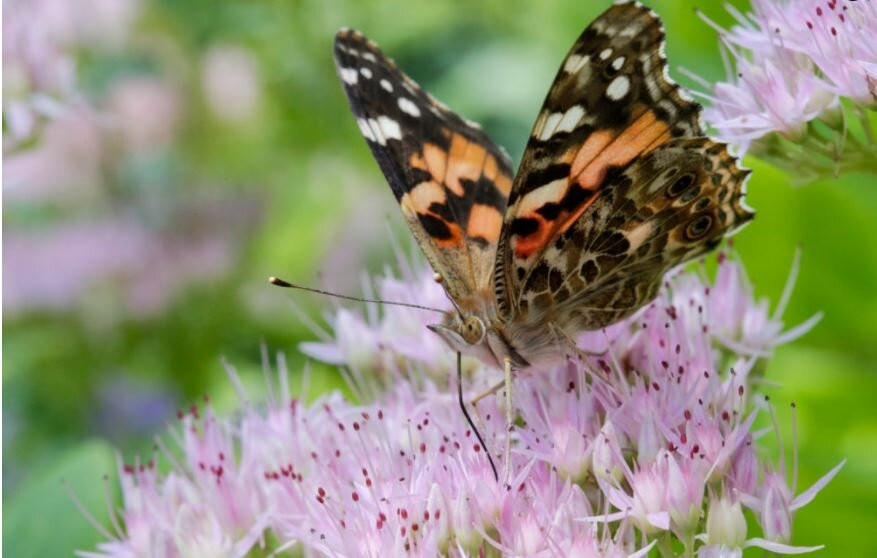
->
791, 459, 846, 511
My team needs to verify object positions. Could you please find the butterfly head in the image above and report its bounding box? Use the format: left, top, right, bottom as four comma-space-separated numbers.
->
427, 313, 487, 354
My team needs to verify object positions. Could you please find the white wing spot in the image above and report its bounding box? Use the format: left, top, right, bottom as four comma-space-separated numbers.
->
398, 97, 421, 117
599, 48, 613, 60
536, 105, 585, 140
366, 118, 384, 145
607, 75, 630, 101
537, 112, 562, 141
678, 86, 695, 102
376, 115, 402, 141
463, 117, 482, 130
360, 67, 372, 79
563, 53, 589, 74
380, 79, 393, 92
357, 118, 376, 142
340, 67, 358, 85
555, 105, 585, 134
612, 56, 625, 71
362, 52, 377, 62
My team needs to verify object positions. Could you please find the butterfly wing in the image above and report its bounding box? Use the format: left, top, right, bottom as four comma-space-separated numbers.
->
510, 138, 753, 343
494, 2, 751, 328
334, 30, 514, 305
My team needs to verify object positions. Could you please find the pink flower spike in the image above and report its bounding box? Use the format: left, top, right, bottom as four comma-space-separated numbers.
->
696, 0, 877, 181
83, 253, 842, 556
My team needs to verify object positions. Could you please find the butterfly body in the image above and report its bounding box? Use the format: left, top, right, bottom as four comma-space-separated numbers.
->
334, 2, 753, 371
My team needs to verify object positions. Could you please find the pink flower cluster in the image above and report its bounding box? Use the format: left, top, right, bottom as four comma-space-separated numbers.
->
82, 255, 842, 557
697, 0, 876, 152
2, 0, 142, 149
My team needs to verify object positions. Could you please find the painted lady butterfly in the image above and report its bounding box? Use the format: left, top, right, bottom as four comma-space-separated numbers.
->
334, 1, 753, 478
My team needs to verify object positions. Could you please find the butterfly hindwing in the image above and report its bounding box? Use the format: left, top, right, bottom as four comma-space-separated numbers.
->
334, 30, 514, 302
494, 2, 708, 317
506, 137, 753, 342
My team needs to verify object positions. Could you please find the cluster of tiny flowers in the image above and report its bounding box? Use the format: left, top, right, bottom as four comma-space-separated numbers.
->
82, 255, 843, 557
696, 0, 876, 181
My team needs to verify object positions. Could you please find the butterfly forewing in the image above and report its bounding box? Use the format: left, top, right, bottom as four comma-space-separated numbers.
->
494, 2, 710, 317
334, 30, 515, 303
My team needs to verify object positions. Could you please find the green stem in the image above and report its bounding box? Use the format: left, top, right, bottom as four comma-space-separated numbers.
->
656, 533, 675, 558
855, 105, 875, 145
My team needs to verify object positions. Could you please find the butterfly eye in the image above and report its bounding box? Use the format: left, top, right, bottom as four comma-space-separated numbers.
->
462, 317, 484, 344
667, 173, 695, 198
685, 214, 713, 240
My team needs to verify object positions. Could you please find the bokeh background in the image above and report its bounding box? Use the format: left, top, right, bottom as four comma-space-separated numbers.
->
3, 0, 875, 555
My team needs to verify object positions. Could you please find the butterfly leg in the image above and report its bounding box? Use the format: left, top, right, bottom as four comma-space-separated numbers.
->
502, 356, 514, 488
548, 322, 612, 383
469, 380, 505, 407
549, 322, 608, 359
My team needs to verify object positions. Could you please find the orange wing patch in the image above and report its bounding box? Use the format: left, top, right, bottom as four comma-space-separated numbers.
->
509, 107, 672, 261
445, 133, 487, 196
572, 106, 670, 189
402, 132, 512, 251
467, 203, 503, 244
483, 150, 513, 198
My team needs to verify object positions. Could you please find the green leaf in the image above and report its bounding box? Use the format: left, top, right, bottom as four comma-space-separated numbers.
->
3, 440, 117, 557
759, 345, 877, 556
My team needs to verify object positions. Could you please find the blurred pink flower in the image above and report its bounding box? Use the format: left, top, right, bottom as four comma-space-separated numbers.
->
201, 45, 262, 124
3, 218, 152, 314
107, 76, 182, 152
3, 107, 104, 204
2, 0, 142, 149
83, 254, 843, 556
3, 199, 257, 318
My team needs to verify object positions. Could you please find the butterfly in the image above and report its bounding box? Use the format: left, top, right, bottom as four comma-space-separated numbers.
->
333, 1, 753, 479
334, 1, 752, 368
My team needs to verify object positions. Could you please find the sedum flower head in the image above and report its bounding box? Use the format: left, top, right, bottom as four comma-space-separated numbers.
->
82, 254, 843, 557
696, 0, 877, 183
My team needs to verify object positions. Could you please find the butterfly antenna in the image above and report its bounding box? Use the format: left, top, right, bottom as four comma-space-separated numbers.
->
457, 352, 499, 482
269, 276, 446, 313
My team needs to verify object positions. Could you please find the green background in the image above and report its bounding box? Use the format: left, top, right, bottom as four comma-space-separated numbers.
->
3, 0, 876, 555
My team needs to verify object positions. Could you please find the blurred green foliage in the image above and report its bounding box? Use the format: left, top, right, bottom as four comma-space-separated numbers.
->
3, 0, 875, 555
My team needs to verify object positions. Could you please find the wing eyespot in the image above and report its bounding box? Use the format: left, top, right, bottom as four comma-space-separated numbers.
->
666, 173, 695, 198
685, 214, 713, 240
